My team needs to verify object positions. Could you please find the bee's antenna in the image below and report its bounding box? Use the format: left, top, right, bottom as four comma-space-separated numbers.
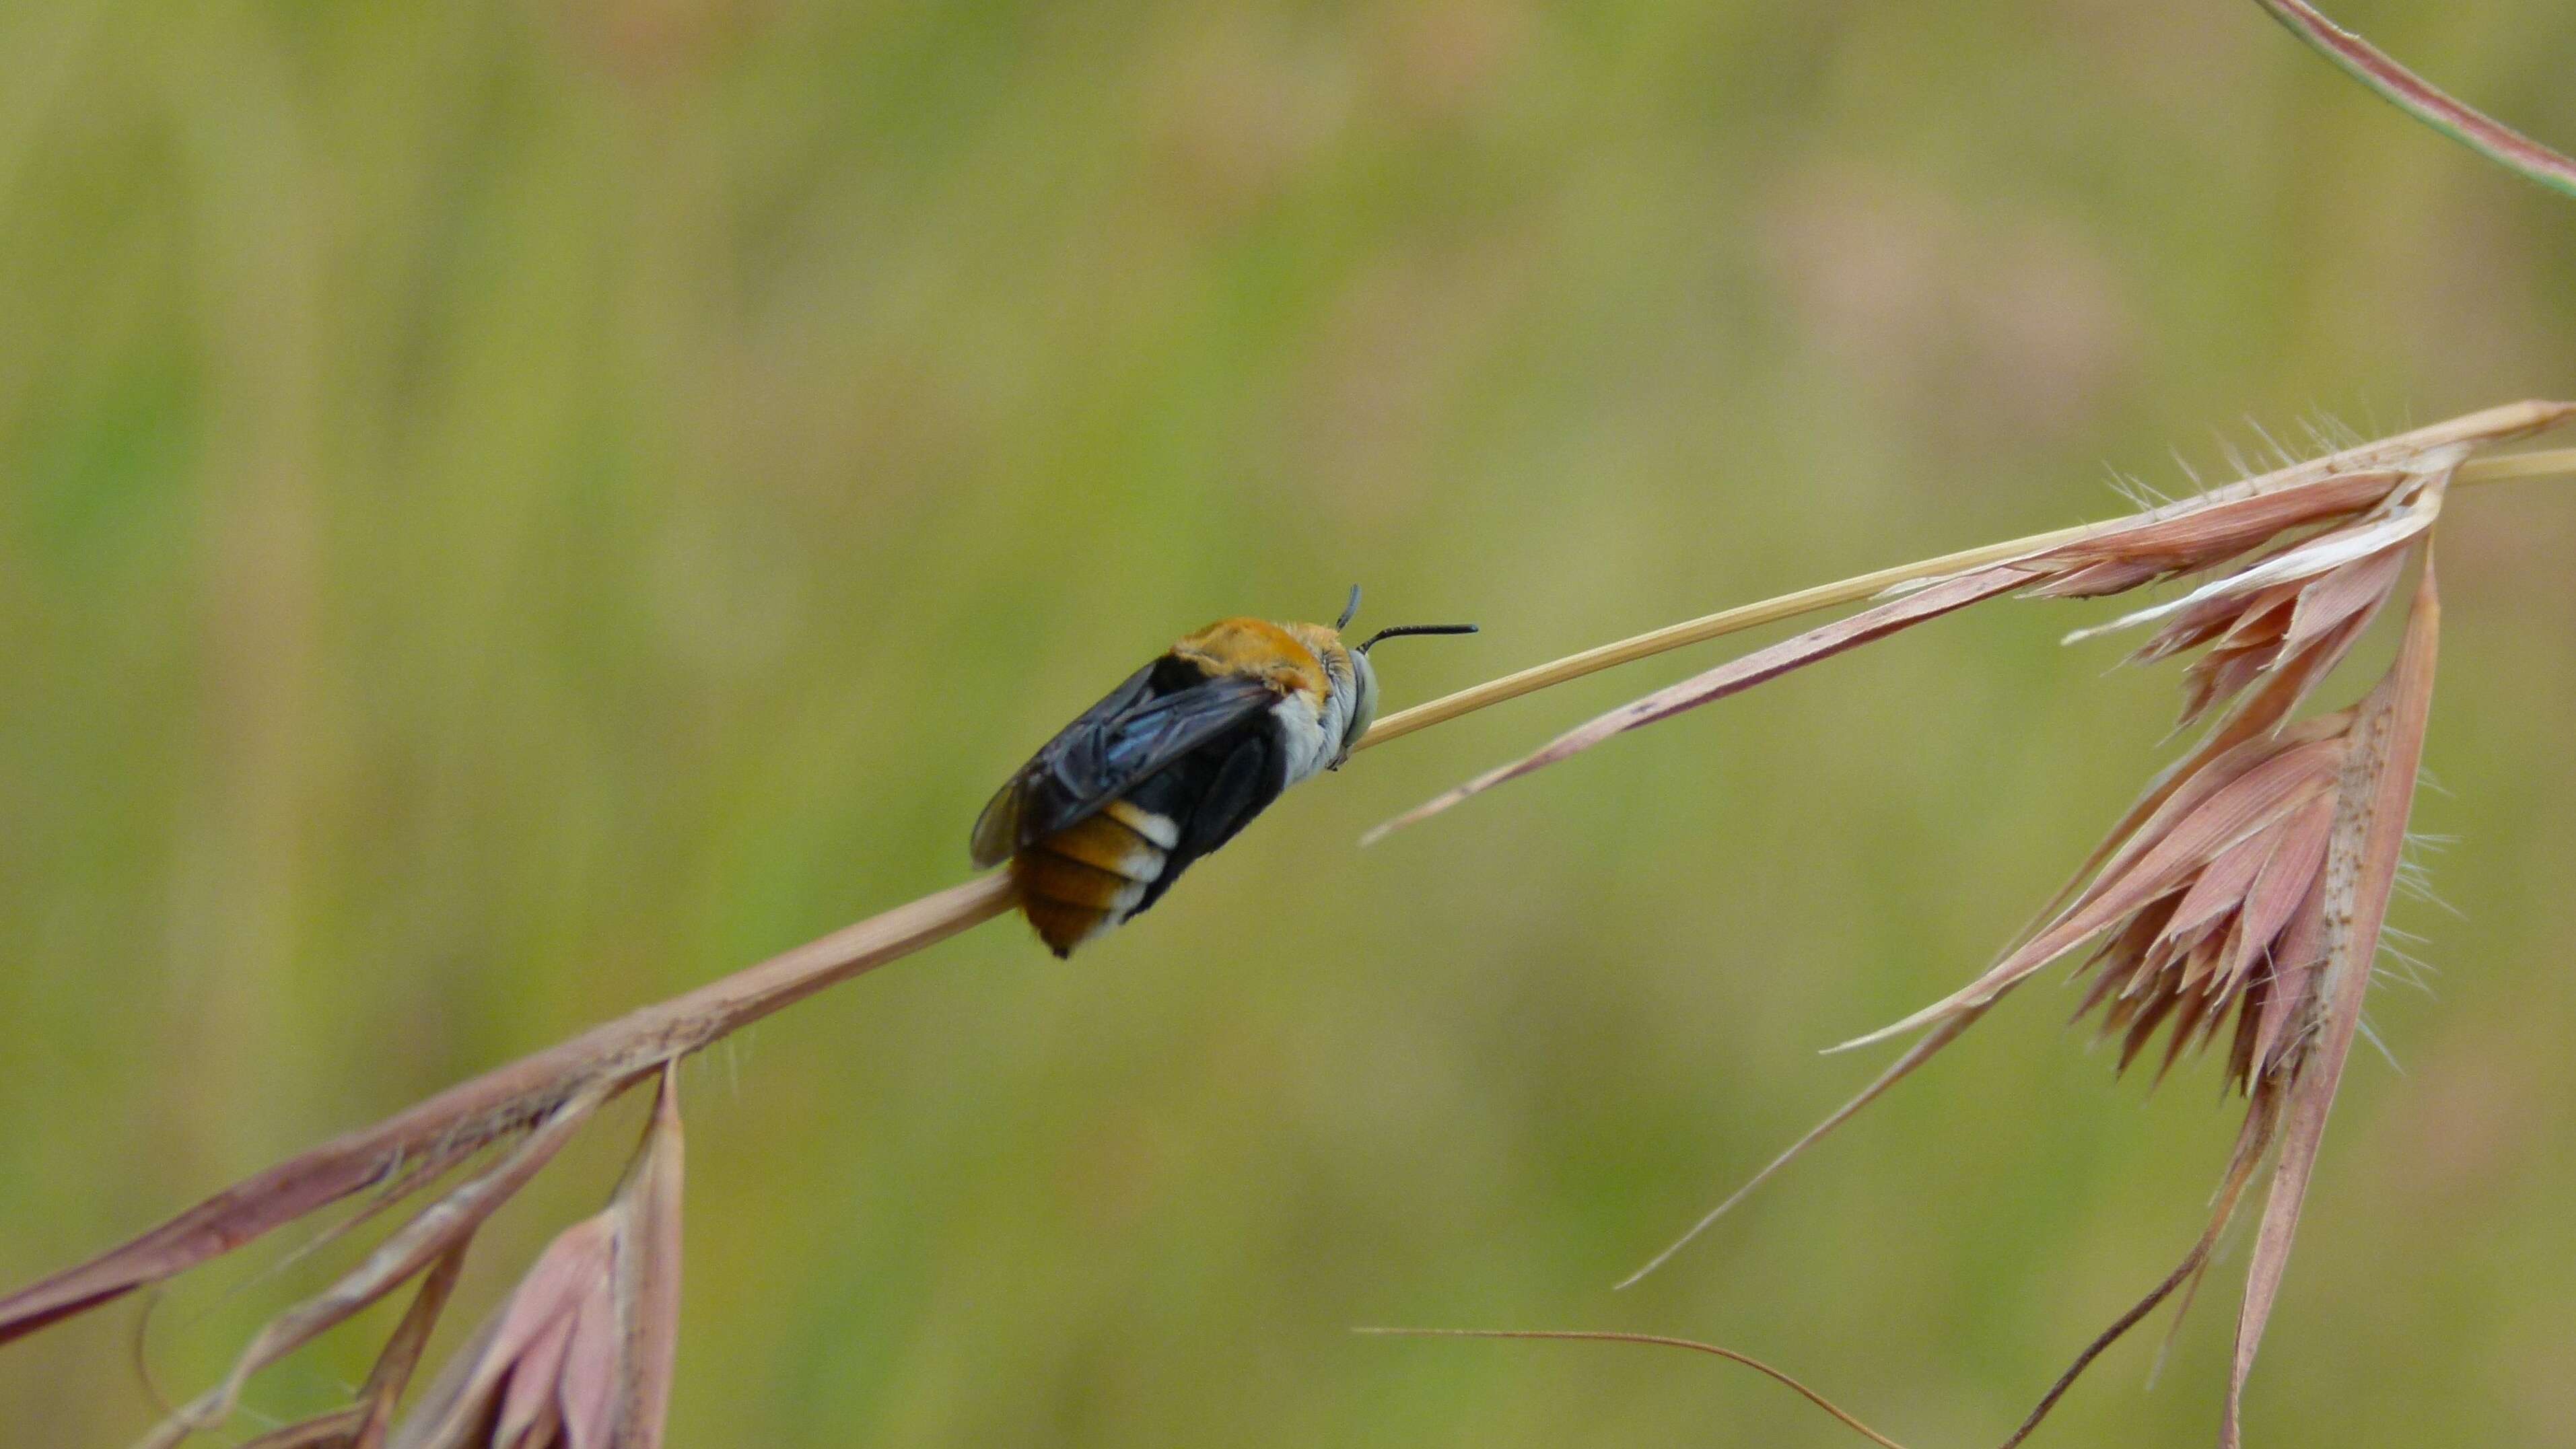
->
1357, 623, 1478, 653
1336, 584, 1364, 633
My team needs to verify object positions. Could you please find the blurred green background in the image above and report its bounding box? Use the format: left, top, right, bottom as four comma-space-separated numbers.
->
6, 1, 2576, 1444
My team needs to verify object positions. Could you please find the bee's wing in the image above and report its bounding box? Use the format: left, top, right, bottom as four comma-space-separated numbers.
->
971, 662, 1280, 867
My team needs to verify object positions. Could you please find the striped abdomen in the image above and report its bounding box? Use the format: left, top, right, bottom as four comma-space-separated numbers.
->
1013, 800, 1181, 956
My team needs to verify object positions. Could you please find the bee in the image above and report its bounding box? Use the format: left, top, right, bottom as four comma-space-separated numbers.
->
972, 587, 1476, 956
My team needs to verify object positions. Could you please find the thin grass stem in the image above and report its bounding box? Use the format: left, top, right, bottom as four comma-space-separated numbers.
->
1357, 411, 2570, 752
2457, 446, 2576, 485
1354, 1328, 1908, 1448
2253, 0, 2576, 200
1354, 524, 2097, 751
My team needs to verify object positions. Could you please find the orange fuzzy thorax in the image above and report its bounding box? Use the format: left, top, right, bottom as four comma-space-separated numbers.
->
1171, 617, 1330, 701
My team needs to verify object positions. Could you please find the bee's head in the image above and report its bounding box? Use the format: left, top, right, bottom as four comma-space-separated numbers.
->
1320, 584, 1476, 768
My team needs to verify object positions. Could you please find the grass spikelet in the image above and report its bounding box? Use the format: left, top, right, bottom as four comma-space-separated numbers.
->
1611, 477, 2456, 1442
1374, 408, 2541, 840
133, 1090, 611, 1448
0, 875, 1012, 1361
390, 1067, 687, 1449
228, 1243, 469, 1449
2219, 557, 2442, 1448
0, 400, 2566, 1443
2, 878, 1005, 1445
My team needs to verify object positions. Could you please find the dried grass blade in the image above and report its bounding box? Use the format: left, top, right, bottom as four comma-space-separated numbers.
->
2221, 558, 2441, 1448
137, 1088, 608, 1449
2162, 833, 2283, 946
393, 1217, 617, 1449
2280, 545, 2404, 656
2254, 0, 2576, 199
494, 1312, 578, 1446
0, 872, 1016, 1348
1366, 567, 2035, 840
2460, 446, 2576, 485
394, 1075, 684, 1449
2250, 875, 2329, 1078
610, 1066, 685, 1449
1354, 1328, 1908, 1448
1619, 1005, 1990, 1288
1372, 417, 2533, 842
2066, 468, 2445, 645
234, 1413, 367, 1449
347, 1240, 471, 1449
2225, 799, 2335, 990
1356, 404, 2563, 762
261, 1135, 502, 1302
2034, 469, 2395, 581
557, 1272, 619, 1449
1999, 1096, 2280, 1448
1836, 738, 2343, 1053
2033, 682, 2340, 940
0, 1147, 441, 1349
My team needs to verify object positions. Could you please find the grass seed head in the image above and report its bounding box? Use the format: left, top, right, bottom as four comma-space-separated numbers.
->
392, 1070, 685, 1449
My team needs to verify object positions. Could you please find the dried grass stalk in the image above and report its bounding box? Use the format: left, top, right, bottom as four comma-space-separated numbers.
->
230, 1242, 469, 1449
388, 1066, 685, 1449
2000, 562, 2440, 1446
1356, 1328, 1910, 1448
1571, 440, 2466, 1440
0, 874, 1010, 1356
1605, 430, 2476, 1296
1373, 404, 2558, 839
1424, 542, 2452, 1445
2254, 0, 2576, 199
1355, 403, 2570, 759
2221, 558, 2440, 1448
134, 1089, 610, 1448
3, 401, 2567, 1444
1, 875, 1006, 1446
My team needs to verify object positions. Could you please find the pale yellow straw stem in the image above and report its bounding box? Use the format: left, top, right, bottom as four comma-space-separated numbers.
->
1355, 411, 2574, 753
2459, 446, 2576, 486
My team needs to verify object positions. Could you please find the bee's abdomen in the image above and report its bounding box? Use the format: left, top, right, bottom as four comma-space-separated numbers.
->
1014, 800, 1177, 957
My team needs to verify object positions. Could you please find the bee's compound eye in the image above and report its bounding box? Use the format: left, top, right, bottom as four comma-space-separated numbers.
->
1341, 650, 1380, 756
